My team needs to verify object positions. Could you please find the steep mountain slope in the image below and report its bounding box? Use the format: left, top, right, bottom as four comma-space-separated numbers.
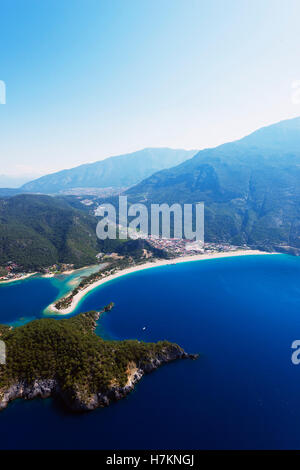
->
126, 117, 300, 250
21, 148, 197, 194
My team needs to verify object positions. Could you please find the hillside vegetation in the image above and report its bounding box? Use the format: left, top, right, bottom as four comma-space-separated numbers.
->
0, 310, 191, 411
126, 117, 300, 251
0, 194, 102, 269
0, 194, 168, 270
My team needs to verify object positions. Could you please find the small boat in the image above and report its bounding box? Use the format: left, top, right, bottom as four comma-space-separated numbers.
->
142, 326, 147, 330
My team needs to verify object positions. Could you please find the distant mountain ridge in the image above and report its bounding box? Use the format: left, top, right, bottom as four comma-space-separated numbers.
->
0, 175, 37, 188
0, 188, 23, 197
126, 117, 300, 251
21, 148, 197, 194
3, 118, 300, 256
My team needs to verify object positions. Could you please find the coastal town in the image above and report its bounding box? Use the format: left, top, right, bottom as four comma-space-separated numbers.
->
0, 240, 253, 284
0, 262, 75, 283
146, 237, 245, 257
49, 244, 269, 315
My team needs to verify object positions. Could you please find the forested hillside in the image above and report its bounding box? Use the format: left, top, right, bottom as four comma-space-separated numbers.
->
0, 195, 103, 269
0, 194, 168, 270
126, 117, 300, 251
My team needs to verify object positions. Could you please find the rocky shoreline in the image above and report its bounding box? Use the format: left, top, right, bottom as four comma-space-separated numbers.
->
0, 307, 198, 413
0, 347, 198, 412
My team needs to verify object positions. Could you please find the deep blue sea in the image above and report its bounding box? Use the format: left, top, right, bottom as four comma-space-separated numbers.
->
1, 254, 300, 449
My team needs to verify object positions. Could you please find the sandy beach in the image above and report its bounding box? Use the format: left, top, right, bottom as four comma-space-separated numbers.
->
47, 250, 277, 315
42, 268, 77, 278
41, 264, 99, 278
0, 272, 37, 285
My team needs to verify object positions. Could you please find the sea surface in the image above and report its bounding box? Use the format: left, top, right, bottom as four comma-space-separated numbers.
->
0, 254, 300, 449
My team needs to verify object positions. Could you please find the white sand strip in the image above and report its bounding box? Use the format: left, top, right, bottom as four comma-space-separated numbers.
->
47, 250, 278, 315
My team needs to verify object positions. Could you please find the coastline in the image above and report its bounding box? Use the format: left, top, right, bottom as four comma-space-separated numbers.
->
0, 272, 37, 285
0, 264, 100, 286
47, 250, 277, 315
41, 269, 77, 279
41, 264, 103, 279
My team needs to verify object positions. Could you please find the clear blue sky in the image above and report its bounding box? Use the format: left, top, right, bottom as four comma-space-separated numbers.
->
1, 0, 300, 177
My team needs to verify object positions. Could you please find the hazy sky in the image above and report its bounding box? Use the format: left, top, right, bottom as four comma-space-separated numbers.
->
1, 0, 300, 177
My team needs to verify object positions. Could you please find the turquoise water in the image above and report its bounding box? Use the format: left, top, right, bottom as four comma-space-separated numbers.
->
1, 254, 300, 449
0, 265, 102, 326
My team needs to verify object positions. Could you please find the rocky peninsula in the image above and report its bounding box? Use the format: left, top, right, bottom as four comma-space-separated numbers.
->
0, 306, 198, 412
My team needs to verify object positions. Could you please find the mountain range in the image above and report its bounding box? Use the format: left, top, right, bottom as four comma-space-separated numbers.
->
20, 148, 197, 194
1, 117, 300, 264
126, 117, 300, 251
